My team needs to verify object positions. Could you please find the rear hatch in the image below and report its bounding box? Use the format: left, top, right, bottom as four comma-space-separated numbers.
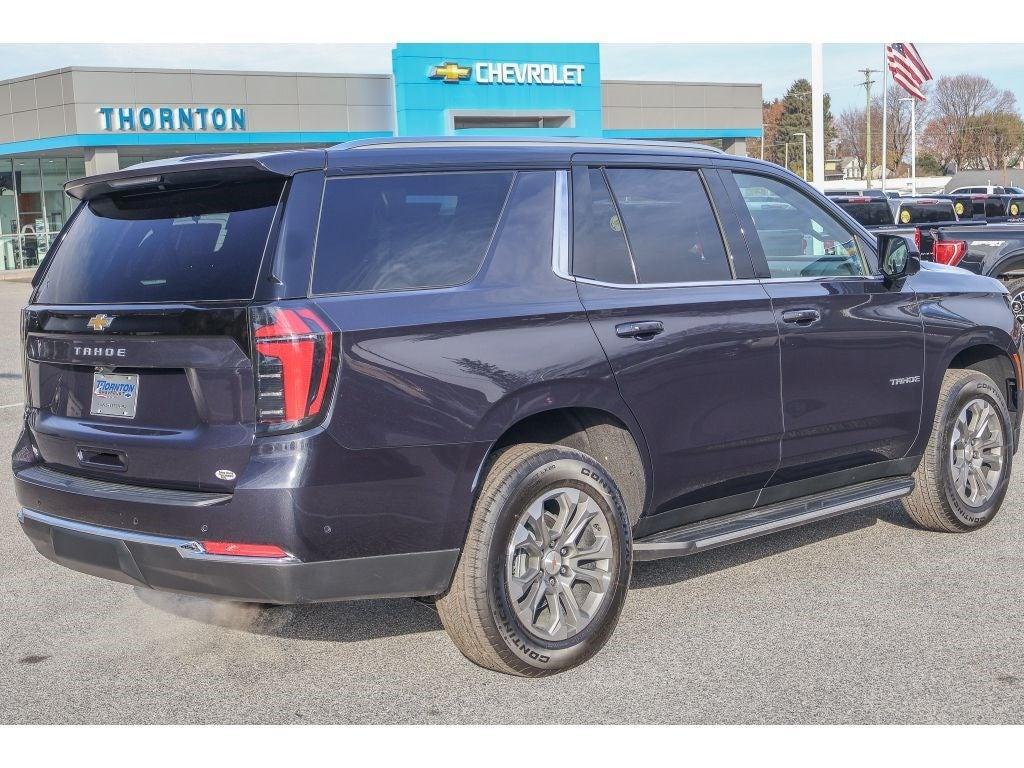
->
23, 170, 285, 492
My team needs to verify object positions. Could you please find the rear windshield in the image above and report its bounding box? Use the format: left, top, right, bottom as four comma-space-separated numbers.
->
35, 178, 283, 304
834, 199, 894, 226
897, 203, 957, 224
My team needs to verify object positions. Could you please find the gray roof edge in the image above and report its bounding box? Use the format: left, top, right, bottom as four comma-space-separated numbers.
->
0, 66, 393, 87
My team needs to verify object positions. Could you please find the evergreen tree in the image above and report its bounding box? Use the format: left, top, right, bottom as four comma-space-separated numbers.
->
765, 79, 834, 176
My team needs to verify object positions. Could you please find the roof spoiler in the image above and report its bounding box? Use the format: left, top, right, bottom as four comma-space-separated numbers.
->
65, 152, 326, 201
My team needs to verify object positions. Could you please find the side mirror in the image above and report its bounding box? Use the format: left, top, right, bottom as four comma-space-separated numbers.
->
878, 233, 921, 286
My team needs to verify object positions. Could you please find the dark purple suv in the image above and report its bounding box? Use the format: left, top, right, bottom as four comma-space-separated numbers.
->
14, 138, 1023, 676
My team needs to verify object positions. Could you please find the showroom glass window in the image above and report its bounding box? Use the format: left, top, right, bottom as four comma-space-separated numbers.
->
0, 156, 84, 271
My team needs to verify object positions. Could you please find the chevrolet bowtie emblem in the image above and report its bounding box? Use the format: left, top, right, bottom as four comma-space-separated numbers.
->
429, 62, 471, 83
86, 314, 113, 331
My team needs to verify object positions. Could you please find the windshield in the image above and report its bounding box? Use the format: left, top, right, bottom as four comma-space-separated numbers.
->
35, 178, 284, 304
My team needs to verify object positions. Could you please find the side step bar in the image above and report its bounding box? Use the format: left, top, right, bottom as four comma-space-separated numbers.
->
633, 477, 914, 562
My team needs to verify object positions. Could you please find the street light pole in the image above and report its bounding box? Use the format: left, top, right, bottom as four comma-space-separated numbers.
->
784, 142, 789, 171
899, 97, 917, 195
793, 132, 808, 180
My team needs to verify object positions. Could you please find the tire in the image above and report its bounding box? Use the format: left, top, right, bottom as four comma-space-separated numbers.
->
437, 443, 632, 676
902, 369, 1013, 532
1005, 276, 1024, 327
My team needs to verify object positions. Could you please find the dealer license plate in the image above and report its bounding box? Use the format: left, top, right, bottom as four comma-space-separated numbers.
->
90, 372, 139, 419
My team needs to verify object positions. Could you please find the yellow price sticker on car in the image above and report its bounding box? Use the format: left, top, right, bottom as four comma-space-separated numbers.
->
900, 209, 912, 224
955, 202, 965, 216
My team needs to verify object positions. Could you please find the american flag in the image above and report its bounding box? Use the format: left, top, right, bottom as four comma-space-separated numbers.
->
886, 43, 933, 100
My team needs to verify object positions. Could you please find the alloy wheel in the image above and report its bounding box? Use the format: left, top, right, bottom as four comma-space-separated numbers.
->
1011, 291, 1024, 326
949, 397, 1005, 508
505, 487, 615, 642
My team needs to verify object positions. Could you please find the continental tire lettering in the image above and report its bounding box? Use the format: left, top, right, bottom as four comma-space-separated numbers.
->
581, 467, 613, 496
494, 585, 551, 664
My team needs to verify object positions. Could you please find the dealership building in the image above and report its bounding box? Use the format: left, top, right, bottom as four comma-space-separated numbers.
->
0, 43, 763, 271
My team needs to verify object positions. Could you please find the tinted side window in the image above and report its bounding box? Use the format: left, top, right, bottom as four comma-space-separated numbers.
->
734, 173, 867, 279
571, 167, 635, 284
312, 171, 513, 294
604, 168, 731, 283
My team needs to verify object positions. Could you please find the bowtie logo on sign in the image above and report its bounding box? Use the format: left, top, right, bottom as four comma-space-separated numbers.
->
429, 62, 472, 83
428, 61, 585, 86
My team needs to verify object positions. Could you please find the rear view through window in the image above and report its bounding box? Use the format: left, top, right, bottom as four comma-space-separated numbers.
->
896, 202, 958, 224
833, 198, 894, 227
312, 171, 514, 294
36, 179, 284, 304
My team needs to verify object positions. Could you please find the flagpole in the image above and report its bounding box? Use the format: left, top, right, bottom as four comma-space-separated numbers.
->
811, 43, 825, 189
880, 44, 889, 192
910, 98, 917, 195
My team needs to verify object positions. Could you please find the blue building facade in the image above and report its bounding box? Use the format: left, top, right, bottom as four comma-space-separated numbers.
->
393, 43, 603, 137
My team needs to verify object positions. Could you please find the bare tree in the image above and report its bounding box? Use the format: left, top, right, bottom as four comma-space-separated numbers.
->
836, 107, 866, 177
925, 74, 1017, 171
883, 85, 928, 175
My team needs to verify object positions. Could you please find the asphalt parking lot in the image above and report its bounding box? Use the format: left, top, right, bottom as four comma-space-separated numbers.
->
0, 278, 1022, 724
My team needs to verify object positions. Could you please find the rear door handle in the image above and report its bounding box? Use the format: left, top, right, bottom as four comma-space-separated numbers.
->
781, 308, 821, 326
615, 320, 665, 339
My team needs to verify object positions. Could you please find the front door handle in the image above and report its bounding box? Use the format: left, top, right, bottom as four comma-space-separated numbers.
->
615, 320, 665, 339
781, 308, 821, 326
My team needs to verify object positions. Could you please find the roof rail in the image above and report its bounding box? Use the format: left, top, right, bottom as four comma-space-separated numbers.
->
330, 136, 725, 154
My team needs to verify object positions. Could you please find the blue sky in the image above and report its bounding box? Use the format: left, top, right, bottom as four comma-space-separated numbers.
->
4, 43, 1024, 114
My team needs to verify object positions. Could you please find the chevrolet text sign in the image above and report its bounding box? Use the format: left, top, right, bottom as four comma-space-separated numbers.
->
430, 61, 585, 86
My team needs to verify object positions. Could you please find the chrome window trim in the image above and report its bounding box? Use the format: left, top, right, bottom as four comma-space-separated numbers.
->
571, 273, 885, 290
552, 170, 572, 279
574, 276, 763, 289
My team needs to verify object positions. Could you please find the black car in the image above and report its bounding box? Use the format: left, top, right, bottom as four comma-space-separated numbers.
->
14, 138, 1023, 677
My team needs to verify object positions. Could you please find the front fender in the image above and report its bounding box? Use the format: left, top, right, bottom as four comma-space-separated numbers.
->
911, 284, 1021, 458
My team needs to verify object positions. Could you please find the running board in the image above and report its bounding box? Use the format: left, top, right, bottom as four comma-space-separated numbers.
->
633, 477, 914, 562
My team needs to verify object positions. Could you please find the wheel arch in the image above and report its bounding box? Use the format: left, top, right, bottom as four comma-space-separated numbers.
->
476, 401, 652, 528
989, 250, 1024, 279
947, 342, 1020, 414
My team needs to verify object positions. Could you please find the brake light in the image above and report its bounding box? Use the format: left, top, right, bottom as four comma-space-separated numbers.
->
201, 541, 290, 559
251, 304, 337, 434
913, 227, 922, 253
934, 240, 967, 267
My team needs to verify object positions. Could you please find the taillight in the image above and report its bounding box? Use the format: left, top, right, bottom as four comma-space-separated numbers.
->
913, 227, 922, 253
934, 240, 967, 267
250, 304, 337, 434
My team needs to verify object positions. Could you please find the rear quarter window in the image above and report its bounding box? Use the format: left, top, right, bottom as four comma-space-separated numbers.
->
312, 171, 514, 294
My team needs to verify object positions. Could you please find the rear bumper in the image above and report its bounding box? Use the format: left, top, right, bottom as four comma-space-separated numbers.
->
19, 508, 459, 604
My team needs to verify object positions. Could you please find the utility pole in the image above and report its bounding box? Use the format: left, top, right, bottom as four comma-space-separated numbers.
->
793, 132, 808, 180
858, 68, 880, 188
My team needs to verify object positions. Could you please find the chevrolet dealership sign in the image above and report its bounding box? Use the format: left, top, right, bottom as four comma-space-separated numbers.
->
98, 106, 247, 132
429, 61, 585, 86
